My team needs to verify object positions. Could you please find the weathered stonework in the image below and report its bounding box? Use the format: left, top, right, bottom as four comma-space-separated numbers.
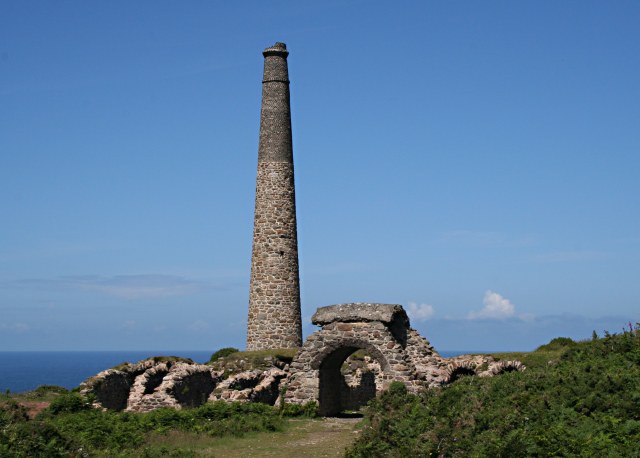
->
283, 303, 525, 415
79, 314, 523, 415
210, 368, 287, 404
247, 42, 302, 350
284, 304, 432, 415
80, 359, 223, 413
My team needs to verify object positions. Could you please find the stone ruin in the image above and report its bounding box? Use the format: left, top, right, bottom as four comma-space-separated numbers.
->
80, 44, 524, 415
80, 358, 220, 413
81, 303, 524, 415
80, 358, 288, 413
284, 303, 523, 415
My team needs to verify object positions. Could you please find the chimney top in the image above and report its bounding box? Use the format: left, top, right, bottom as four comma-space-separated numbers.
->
263, 42, 288, 58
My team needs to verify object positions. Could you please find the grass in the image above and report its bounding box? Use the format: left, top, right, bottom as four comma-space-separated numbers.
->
207, 348, 298, 377
142, 418, 360, 457
109, 355, 195, 371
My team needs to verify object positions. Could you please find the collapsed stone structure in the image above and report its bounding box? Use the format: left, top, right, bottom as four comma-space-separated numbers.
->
80, 358, 221, 413
82, 303, 524, 414
80, 358, 288, 412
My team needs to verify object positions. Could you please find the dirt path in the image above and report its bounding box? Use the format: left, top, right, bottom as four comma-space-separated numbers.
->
148, 417, 362, 457
206, 417, 361, 457
17, 401, 50, 419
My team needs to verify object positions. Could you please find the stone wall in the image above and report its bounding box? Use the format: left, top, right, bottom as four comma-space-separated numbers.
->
341, 369, 377, 411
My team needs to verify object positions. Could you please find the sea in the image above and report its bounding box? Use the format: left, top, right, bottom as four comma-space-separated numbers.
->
0, 350, 468, 393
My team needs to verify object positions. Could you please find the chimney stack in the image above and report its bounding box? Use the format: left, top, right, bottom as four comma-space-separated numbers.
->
246, 42, 302, 350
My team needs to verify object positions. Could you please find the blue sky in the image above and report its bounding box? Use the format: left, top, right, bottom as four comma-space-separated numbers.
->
1, 1, 638, 352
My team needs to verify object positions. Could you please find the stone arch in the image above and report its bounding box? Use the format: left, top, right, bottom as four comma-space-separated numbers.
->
316, 342, 388, 416
490, 360, 526, 376
309, 337, 391, 371
284, 303, 418, 415
445, 366, 476, 384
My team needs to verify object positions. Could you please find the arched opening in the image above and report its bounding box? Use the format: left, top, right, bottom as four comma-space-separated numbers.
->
447, 366, 476, 384
318, 346, 383, 416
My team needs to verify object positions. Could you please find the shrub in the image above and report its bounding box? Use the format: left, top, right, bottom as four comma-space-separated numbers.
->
208, 347, 240, 363
536, 336, 577, 352
280, 401, 318, 418
347, 330, 640, 457
47, 392, 91, 415
2, 420, 73, 457
0, 399, 30, 425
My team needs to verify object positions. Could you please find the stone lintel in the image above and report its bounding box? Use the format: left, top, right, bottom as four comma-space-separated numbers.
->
312, 303, 408, 326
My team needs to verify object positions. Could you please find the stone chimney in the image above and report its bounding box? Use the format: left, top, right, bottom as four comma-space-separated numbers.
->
246, 42, 302, 350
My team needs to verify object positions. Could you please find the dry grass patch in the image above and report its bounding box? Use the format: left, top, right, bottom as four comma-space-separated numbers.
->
142, 417, 361, 457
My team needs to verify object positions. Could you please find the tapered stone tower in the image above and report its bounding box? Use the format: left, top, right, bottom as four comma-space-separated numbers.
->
246, 42, 302, 350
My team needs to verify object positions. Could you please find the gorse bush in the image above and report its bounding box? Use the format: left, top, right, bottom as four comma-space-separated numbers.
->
347, 326, 640, 457
535, 336, 576, 352
279, 401, 318, 418
46, 392, 91, 415
208, 347, 239, 363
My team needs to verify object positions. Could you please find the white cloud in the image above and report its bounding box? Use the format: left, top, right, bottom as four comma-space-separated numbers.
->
80, 275, 201, 299
407, 302, 435, 321
438, 230, 535, 248
121, 320, 137, 330
188, 320, 209, 332
534, 251, 605, 263
0, 322, 31, 333
467, 290, 515, 320
16, 274, 210, 299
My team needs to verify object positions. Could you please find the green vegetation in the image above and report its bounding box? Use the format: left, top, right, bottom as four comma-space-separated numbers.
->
1, 385, 69, 404
4, 329, 639, 456
346, 325, 640, 457
1, 393, 317, 457
108, 355, 195, 372
208, 347, 240, 363
207, 348, 298, 377
535, 336, 577, 352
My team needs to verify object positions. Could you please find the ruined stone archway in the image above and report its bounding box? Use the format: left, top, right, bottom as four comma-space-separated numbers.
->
316, 344, 384, 416
284, 303, 435, 415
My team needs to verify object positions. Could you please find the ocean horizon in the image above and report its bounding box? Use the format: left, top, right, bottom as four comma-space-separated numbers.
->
0, 350, 480, 393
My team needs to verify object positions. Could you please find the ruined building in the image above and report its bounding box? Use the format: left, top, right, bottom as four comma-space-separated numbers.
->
81, 43, 524, 415
246, 42, 302, 350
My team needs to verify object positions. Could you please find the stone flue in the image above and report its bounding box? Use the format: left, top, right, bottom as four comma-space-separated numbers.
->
247, 42, 302, 350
